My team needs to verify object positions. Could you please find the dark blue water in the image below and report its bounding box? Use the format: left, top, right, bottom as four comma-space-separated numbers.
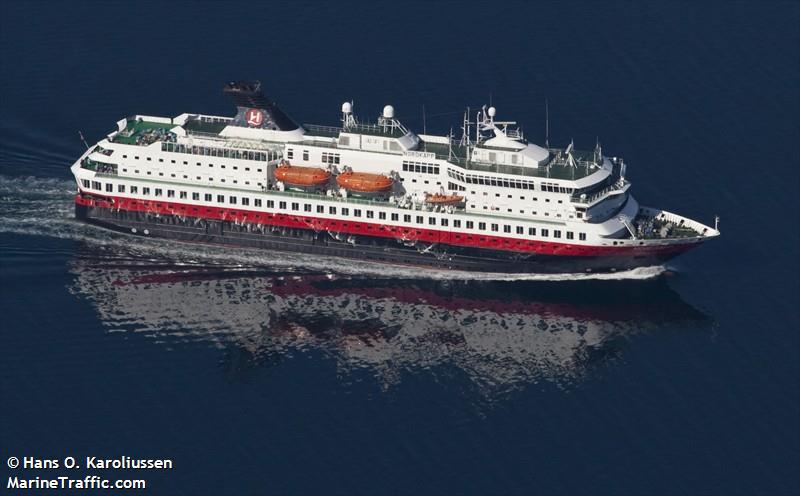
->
1, 2, 798, 494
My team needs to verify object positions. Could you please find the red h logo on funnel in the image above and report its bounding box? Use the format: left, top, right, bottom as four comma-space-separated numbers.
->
245, 108, 264, 127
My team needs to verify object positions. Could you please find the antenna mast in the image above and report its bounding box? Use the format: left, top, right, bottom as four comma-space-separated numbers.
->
460, 107, 471, 147
545, 99, 549, 149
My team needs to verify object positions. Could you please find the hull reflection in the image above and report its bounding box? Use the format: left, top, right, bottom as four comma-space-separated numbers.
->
68, 243, 711, 392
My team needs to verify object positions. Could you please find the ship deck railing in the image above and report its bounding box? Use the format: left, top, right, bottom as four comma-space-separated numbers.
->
111, 119, 176, 146
571, 179, 629, 205
633, 213, 701, 239
81, 157, 118, 175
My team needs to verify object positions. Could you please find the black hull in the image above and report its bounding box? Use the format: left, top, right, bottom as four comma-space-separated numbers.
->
76, 203, 679, 274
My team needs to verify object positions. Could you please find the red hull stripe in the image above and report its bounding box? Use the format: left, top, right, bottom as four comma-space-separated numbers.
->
75, 193, 698, 257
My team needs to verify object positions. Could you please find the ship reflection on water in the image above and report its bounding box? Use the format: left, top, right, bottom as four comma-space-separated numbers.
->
67, 242, 712, 395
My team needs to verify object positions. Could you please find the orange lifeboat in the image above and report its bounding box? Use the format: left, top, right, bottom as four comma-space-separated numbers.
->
274, 162, 331, 188
336, 171, 393, 193
424, 193, 465, 206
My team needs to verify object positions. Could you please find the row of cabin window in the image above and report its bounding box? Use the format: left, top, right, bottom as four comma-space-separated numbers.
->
540, 182, 573, 193
402, 161, 439, 175
469, 190, 562, 203
159, 142, 270, 161
448, 169, 536, 190
120, 158, 262, 174
285, 149, 342, 165
448, 182, 466, 191
321, 152, 341, 164
84, 179, 587, 241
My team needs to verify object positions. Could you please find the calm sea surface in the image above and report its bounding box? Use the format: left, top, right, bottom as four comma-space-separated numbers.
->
1, 2, 798, 494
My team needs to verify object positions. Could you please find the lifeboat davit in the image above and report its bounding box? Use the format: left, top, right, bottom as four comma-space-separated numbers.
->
336, 171, 393, 193
425, 193, 465, 206
274, 162, 331, 188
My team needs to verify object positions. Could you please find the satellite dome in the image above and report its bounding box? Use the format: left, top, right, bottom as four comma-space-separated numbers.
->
488, 106, 497, 118
382, 105, 395, 119
342, 101, 352, 113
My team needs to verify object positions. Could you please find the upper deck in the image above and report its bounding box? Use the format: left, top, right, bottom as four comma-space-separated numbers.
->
111, 119, 176, 145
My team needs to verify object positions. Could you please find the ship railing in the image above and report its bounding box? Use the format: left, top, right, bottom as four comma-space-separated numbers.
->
571, 179, 629, 205
81, 157, 118, 175
184, 129, 225, 140
303, 124, 342, 138
160, 142, 275, 161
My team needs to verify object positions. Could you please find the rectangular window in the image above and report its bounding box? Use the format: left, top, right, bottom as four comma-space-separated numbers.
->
478, 222, 486, 230
416, 216, 424, 224
217, 195, 224, 203
302, 150, 309, 161
441, 218, 449, 227
117, 184, 125, 193
205, 193, 212, 201
491, 224, 499, 232
229, 196, 237, 205
192, 192, 200, 200
367, 211, 374, 219
241, 197, 249, 206
105, 183, 113, 192
167, 190, 175, 198
466, 221, 474, 229
286, 149, 293, 159
143, 187, 150, 195
304, 204, 311, 212
316, 205, 324, 213
279, 201, 286, 209
378, 212, 386, 220
554, 230, 561, 238
453, 219, 461, 228
579, 233, 586, 241
179, 191, 187, 199
428, 217, 436, 225
154, 188, 163, 197
516, 226, 523, 234
541, 229, 549, 237
354, 209, 362, 217
503, 225, 511, 233
291, 202, 299, 211
404, 214, 411, 222
329, 206, 337, 214
130, 186, 138, 194
342, 208, 349, 216
255, 199, 262, 207
81, 179, 90, 188
391, 213, 398, 221
566, 231, 574, 240
528, 227, 536, 236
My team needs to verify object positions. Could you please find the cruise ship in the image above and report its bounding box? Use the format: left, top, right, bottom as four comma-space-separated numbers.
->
70, 81, 719, 273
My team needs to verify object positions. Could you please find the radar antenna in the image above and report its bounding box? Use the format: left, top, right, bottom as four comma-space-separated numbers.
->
341, 101, 356, 129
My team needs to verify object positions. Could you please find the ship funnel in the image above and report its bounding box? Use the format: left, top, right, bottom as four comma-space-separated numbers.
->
223, 81, 300, 131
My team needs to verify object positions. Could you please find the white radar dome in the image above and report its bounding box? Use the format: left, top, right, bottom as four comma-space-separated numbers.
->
382, 105, 395, 119
341, 101, 352, 113
488, 106, 496, 117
